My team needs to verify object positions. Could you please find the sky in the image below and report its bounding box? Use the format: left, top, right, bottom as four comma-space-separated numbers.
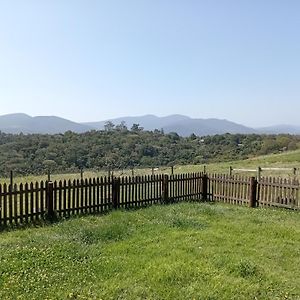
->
0, 0, 299, 127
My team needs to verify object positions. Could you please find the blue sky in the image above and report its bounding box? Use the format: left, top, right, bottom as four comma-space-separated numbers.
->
0, 0, 299, 127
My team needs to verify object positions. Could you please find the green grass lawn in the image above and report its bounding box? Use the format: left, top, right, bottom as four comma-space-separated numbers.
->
0, 202, 299, 299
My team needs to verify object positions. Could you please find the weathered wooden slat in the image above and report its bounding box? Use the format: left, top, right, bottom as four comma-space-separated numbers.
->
134, 176, 138, 208
57, 181, 62, 215
30, 182, 34, 222
19, 183, 24, 224
13, 184, 18, 224
62, 180, 67, 217
24, 183, 28, 223
8, 183, 13, 224
40, 181, 45, 216
135, 176, 138, 207
99, 177, 103, 212
95, 178, 100, 210
70, 180, 74, 214
67, 180, 71, 216
76, 179, 80, 214
33, 182, 38, 221
84, 179, 91, 211
104, 177, 108, 211
84, 179, 88, 214
125, 176, 129, 208
80, 179, 84, 213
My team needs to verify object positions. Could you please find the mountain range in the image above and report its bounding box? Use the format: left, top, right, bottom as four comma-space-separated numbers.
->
0, 113, 299, 136
0, 113, 91, 134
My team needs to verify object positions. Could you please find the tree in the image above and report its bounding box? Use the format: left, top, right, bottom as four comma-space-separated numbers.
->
43, 160, 57, 172
0, 130, 299, 177
104, 121, 115, 131
115, 121, 127, 132
189, 133, 197, 140
131, 123, 144, 132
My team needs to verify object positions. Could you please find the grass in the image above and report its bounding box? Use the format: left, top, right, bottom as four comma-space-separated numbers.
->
1, 149, 299, 185
0, 202, 299, 299
177, 149, 300, 178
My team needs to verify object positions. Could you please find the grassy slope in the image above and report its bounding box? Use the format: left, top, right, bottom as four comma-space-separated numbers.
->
0, 202, 299, 299
178, 149, 300, 177
1, 149, 300, 184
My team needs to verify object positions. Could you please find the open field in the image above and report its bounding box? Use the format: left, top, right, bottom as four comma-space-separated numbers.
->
0, 202, 299, 299
177, 149, 300, 177
1, 149, 299, 185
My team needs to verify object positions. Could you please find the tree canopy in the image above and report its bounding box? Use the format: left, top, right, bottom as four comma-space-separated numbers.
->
0, 128, 299, 176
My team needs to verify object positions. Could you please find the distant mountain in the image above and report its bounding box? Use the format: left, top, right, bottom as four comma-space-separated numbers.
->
84, 114, 256, 136
162, 117, 256, 136
1, 113, 299, 136
0, 113, 92, 134
84, 114, 189, 131
257, 125, 300, 135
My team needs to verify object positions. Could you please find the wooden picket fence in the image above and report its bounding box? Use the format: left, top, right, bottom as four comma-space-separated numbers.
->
208, 174, 300, 209
0, 173, 204, 227
258, 177, 299, 209
0, 172, 299, 227
208, 174, 251, 206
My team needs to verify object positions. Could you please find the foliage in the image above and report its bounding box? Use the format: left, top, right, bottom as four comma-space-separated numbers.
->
0, 202, 299, 299
0, 128, 299, 176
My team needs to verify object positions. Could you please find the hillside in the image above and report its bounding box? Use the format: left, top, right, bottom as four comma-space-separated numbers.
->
0, 113, 92, 134
175, 149, 300, 178
0, 128, 299, 177
257, 124, 300, 135
1, 113, 300, 136
0, 113, 255, 136
84, 114, 256, 136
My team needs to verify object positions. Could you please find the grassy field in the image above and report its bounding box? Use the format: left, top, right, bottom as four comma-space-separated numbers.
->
1, 149, 300, 185
0, 202, 299, 299
193, 149, 300, 177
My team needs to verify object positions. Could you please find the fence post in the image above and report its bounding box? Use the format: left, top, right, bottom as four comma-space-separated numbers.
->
10, 170, 13, 187
249, 177, 257, 208
202, 174, 208, 200
171, 166, 174, 175
112, 177, 120, 209
229, 166, 233, 177
257, 167, 261, 180
46, 181, 55, 220
162, 174, 169, 204
293, 167, 297, 176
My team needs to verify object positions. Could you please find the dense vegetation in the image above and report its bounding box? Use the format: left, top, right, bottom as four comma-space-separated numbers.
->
0, 202, 299, 299
0, 127, 299, 176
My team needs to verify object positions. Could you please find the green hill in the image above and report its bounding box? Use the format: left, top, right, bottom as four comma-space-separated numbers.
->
178, 149, 300, 178
0, 129, 299, 178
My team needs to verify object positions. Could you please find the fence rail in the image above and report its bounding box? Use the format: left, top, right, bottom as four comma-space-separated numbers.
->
0, 172, 299, 227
